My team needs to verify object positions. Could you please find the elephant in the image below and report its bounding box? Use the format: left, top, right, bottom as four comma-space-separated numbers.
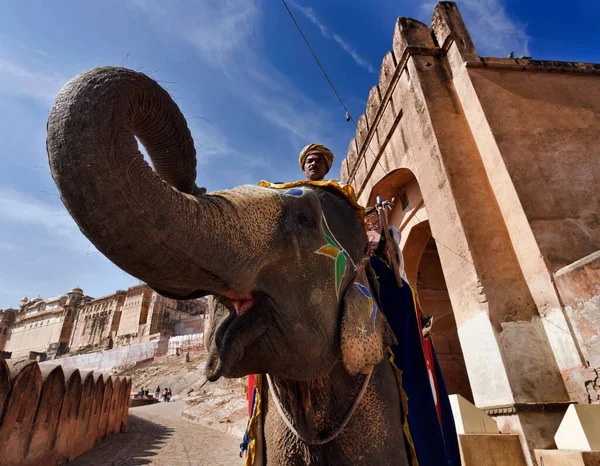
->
47, 67, 413, 465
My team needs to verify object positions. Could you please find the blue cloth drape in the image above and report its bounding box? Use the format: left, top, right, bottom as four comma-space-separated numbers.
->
371, 257, 460, 466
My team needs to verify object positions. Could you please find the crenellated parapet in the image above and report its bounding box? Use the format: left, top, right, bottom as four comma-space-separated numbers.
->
378, 51, 396, 97
343, 8, 443, 190
341, 1, 600, 199
429, 1, 477, 58
0, 355, 131, 465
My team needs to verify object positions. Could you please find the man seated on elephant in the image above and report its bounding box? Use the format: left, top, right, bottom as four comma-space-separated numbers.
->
295, 142, 461, 466
245, 141, 460, 464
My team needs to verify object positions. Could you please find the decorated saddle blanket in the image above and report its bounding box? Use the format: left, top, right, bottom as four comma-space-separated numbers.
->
258, 180, 365, 218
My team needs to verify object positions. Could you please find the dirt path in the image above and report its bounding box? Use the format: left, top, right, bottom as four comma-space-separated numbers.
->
71, 401, 242, 465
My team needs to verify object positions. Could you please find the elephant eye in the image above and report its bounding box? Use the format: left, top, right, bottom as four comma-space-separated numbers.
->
297, 212, 314, 228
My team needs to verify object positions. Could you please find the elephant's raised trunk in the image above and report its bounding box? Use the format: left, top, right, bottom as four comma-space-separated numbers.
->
47, 66, 239, 297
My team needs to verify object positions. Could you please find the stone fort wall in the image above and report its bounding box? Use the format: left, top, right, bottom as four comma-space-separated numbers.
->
338, 1, 599, 460
0, 356, 131, 465
45, 340, 159, 373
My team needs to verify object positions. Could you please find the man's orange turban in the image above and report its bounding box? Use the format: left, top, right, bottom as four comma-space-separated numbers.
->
298, 143, 334, 172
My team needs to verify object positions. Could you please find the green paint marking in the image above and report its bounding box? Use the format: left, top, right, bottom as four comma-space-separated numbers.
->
316, 215, 349, 299
335, 253, 347, 295
324, 232, 338, 250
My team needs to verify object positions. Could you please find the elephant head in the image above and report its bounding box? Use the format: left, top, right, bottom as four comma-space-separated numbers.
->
47, 67, 395, 383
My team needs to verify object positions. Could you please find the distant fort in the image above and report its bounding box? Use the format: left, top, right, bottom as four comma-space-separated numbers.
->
0, 284, 206, 361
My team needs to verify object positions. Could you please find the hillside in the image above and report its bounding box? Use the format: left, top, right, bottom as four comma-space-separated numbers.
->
118, 350, 248, 438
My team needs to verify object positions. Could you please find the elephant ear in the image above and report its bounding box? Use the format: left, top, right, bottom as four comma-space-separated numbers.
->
340, 265, 397, 376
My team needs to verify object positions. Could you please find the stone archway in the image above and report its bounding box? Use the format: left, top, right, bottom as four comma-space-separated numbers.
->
413, 227, 473, 402
368, 168, 473, 401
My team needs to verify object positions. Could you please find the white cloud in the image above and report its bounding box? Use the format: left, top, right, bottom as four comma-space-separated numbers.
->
0, 58, 66, 103
133, 0, 260, 68
0, 33, 51, 59
187, 121, 239, 165
188, 121, 270, 173
17, 43, 50, 59
132, 0, 329, 145
291, 3, 375, 73
0, 241, 17, 252
0, 194, 139, 308
249, 93, 325, 142
421, 0, 530, 57
0, 189, 93, 253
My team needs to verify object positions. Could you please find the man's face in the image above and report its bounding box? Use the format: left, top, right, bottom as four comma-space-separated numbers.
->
303, 154, 329, 181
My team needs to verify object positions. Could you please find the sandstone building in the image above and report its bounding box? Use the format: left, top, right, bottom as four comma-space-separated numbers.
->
1, 288, 91, 359
176, 297, 208, 316
0, 307, 16, 354
340, 2, 599, 461
68, 290, 126, 353
173, 298, 208, 336
0, 284, 206, 360
69, 284, 199, 354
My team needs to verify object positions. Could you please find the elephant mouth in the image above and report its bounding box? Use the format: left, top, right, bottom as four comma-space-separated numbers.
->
206, 291, 266, 381
222, 290, 255, 316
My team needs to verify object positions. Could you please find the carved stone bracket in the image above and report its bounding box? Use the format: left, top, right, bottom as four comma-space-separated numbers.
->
482, 401, 575, 416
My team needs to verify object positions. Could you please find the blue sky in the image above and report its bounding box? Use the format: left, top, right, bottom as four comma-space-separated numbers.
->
0, 0, 598, 307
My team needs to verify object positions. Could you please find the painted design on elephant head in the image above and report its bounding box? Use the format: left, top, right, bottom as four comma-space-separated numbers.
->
315, 216, 348, 298
284, 187, 304, 197
354, 282, 378, 328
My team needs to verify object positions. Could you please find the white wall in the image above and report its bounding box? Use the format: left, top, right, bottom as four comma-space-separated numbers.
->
42, 340, 158, 372
5, 317, 64, 356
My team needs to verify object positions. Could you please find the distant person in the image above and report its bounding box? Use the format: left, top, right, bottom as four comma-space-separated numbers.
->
137, 387, 144, 398
163, 388, 169, 402
144, 388, 149, 398
168, 388, 173, 400
155, 385, 161, 399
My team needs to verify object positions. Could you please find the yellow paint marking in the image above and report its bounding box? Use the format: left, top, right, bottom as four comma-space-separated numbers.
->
315, 244, 339, 259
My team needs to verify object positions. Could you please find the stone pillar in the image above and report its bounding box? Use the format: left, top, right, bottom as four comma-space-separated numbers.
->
401, 4, 581, 463
429, 3, 585, 395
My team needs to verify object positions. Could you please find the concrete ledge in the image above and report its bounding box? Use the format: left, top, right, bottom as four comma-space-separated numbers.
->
535, 449, 600, 466
449, 394, 499, 434
459, 434, 527, 466
555, 251, 600, 304
481, 400, 574, 415
555, 404, 600, 451
467, 57, 600, 75
130, 398, 159, 408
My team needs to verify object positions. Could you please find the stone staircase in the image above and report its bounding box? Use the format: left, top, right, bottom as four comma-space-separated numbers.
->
450, 394, 600, 465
